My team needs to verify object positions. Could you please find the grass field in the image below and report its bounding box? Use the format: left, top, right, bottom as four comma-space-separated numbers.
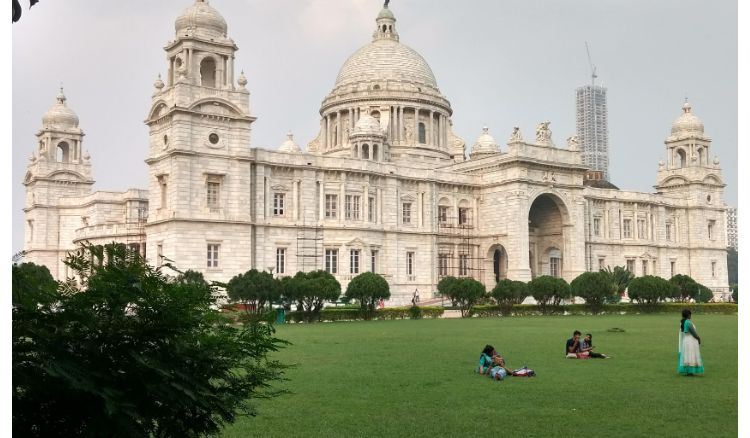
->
222, 314, 737, 438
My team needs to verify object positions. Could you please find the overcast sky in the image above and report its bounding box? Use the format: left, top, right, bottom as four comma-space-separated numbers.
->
11, 0, 737, 255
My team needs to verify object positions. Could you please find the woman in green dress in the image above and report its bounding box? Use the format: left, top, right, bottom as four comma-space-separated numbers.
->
677, 309, 704, 375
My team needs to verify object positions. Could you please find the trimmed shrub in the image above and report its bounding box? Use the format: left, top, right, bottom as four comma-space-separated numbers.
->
529, 276, 571, 314
227, 269, 281, 315
628, 275, 678, 310
345, 272, 391, 320
669, 274, 701, 302
491, 280, 528, 315
570, 271, 616, 311
438, 277, 486, 317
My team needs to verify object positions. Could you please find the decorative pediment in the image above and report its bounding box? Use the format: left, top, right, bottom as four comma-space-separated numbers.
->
660, 176, 688, 187
345, 237, 366, 247
271, 184, 290, 192
189, 98, 244, 118
702, 174, 722, 185
148, 100, 170, 121
400, 193, 416, 202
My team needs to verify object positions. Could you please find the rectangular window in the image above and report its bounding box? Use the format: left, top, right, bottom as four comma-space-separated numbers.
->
159, 177, 168, 209
637, 219, 646, 239
438, 254, 449, 277
273, 193, 285, 216
438, 206, 449, 224
406, 251, 415, 279
459, 208, 470, 226
402, 202, 412, 224
626, 259, 635, 273
665, 223, 672, 241
671, 261, 676, 277
276, 248, 286, 274
623, 219, 632, 238
459, 254, 469, 276
707, 220, 715, 239
325, 194, 338, 218
598, 258, 605, 271
207, 243, 219, 268
350, 249, 360, 274
711, 261, 716, 278
593, 217, 601, 237
325, 249, 338, 274
368, 196, 375, 222
371, 250, 378, 273
550, 257, 561, 277
207, 181, 220, 208
641, 260, 648, 276
345, 195, 361, 220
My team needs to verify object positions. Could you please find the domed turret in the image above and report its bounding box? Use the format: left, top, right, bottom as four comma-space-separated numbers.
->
471, 127, 499, 157
174, 0, 228, 40
42, 87, 80, 130
278, 131, 301, 153
670, 102, 704, 136
353, 114, 384, 136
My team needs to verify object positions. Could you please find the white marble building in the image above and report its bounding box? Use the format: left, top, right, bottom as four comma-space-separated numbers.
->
23, 1, 730, 304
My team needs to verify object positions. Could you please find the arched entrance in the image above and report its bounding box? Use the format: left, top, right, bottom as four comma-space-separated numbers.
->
487, 245, 508, 283
528, 193, 568, 278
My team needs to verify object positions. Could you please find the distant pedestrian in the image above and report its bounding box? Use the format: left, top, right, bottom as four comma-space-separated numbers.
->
678, 309, 704, 376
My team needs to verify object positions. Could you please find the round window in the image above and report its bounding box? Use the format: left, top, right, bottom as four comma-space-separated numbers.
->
209, 133, 219, 144
706, 194, 712, 203
175, 57, 183, 68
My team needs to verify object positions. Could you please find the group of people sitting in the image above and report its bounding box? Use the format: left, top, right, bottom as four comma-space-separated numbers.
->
565, 330, 610, 359
476, 345, 535, 380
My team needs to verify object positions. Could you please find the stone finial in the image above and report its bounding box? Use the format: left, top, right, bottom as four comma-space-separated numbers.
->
29, 151, 36, 162
509, 126, 522, 143
658, 159, 665, 170
713, 156, 720, 165
83, 150, 91, 162
154, 73, 165, 90
237, 70, 248, 88
566, 134, 579, 150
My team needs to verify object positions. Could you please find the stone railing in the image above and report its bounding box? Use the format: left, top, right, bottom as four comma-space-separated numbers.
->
74, 222, 146, 241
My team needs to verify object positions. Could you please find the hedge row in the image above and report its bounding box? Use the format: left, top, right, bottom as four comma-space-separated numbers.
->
284, 306, 445, 322
470, 302, 737, 317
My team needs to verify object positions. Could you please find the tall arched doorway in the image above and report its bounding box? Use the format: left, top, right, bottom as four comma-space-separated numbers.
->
486, 244, 508, 284
528, 193, 568, 278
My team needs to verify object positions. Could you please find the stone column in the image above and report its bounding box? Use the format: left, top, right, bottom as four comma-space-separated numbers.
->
429, 111, 434, 146
168, 57, 174, 86
414, 107, 419, 144
363, 183, 369, 222
506, 192, 532, 281
339, 173, 345, 224
398, 106, 403, 143
228, 55, 234, 89
377, 188, 383, 224
325, 116, 331, 150
292, 179, 299, 221
318, 180, 325, 221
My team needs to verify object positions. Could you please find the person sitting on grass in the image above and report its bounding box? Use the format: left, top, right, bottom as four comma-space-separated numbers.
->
477, 344, 495, 375
580, 333, 610, 359
565, 330, 586, 358
489, 355, 513, 381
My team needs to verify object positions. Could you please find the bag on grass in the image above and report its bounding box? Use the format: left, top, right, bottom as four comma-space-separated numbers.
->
511, 367, 535, 377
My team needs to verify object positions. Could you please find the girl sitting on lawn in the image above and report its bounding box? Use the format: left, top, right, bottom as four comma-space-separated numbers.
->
477, 344, 495, 375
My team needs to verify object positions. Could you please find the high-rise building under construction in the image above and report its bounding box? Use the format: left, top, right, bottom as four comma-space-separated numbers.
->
576, 84, 610, 180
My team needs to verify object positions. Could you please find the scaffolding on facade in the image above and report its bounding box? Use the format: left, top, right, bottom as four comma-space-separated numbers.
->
296, 215, 323, 272
435, 210, 485, 280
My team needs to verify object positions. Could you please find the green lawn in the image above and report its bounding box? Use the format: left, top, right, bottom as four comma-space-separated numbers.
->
222, 314, 737, 438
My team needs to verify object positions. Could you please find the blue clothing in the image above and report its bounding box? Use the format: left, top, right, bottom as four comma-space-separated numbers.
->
490, 366, 507, 380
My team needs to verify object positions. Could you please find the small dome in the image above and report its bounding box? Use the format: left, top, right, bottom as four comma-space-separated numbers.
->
352, 114, 384, 136
237, 70, 248, 87
42, 88, 79, 129
671, 102, 704, 135
278, 131, 301, 153
377, 6, 395, 20
472, 127, 499, 154
175, 0, 227, 40
154, 74, 165, 90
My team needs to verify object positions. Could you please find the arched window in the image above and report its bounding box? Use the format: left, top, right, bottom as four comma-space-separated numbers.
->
362, 144, 369, 160
373, 144, 379, 161
56, 141, 70, 163
676, 148, 687, 168
697, 147, 704, 166
200, 57, 216, 88
418, 122, 426, 144
371, 110, 380, 121
382, 24, 387, 32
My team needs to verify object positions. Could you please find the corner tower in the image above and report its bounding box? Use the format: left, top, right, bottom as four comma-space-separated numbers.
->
144, 0, 255, 278
23, 89, 94, 276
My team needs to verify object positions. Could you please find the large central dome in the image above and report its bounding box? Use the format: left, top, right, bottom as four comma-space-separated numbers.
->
334, 39, 438, 89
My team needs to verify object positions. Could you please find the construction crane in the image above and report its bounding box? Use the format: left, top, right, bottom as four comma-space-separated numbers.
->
585, 41, 597, 86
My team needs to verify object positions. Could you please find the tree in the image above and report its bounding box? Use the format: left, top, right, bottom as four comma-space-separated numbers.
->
345, 272, 390, 319
438, 277, 486, 317
226, 269, 281, 315
669, 274, 701, 302
727, 248, 738, 285
694, 284, 714, 303
601, 265, 634, 302
11, 262, 58, 309
627, 275, 677, 309
13, 242, 288, 437
282, 271, 341, 321
490, 279, 528, 314
12, 0, 39, 23
731, 283, 738, 303
570, 271, 616, 311
529, 275, 571, 314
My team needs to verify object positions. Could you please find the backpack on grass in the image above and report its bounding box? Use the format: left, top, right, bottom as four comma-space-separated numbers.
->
511, 367, 536, 377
